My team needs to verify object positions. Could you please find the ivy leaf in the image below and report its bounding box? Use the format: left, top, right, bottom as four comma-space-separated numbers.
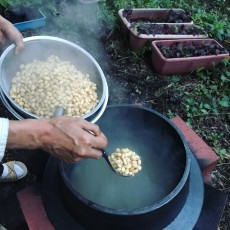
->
219, 101, 229, 107
221, 75, 230, 83
219, 96, 229, 107
219, 149, 227, 155
200, 109, 208, 114
210, 85, 218, 91
204, 104, 211, 109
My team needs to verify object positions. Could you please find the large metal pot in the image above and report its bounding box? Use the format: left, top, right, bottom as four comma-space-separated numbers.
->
59, 104, 191, 229
0, 36, 108, 122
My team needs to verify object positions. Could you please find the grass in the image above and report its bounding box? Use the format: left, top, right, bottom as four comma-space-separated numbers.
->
99, 0, 230, 159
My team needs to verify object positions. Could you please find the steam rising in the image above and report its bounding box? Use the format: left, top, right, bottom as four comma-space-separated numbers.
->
38, 1, 126, 102
41, 1, 105, 60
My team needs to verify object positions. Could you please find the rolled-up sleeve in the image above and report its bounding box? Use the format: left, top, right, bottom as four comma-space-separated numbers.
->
0, 118, 9, 162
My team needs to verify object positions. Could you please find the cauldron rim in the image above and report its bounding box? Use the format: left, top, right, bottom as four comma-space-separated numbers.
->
59, 104, 191, 215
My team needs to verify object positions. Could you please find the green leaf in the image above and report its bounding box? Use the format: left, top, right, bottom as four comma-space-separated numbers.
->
219, 97, 229, 107
186, 120, 191, 126
210, 85, 218, 91
212, 108, 219, 114
217, 29, 224, 34
191, 107, 198, 112
219, 149, 227, 155
204, 104, 211, 109
201, 109, 208, 114
221, 75, 230, 82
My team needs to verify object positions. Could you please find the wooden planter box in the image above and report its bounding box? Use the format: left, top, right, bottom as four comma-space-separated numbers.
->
151, 39, 229, 75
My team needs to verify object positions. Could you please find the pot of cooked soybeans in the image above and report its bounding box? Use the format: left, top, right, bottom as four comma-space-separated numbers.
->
58, 104, 192, 229
0, 36, 108, 123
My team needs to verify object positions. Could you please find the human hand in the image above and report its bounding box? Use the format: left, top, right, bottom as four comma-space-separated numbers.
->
41, 116, 108, 163
0, 16, 24, 54
7, 116, 108, 163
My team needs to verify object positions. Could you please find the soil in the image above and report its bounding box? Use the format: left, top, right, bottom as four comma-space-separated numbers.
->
0, 2, 229, 230
157, 41, 229, 58
131, 23, 205, 36
124, 8, 193, 23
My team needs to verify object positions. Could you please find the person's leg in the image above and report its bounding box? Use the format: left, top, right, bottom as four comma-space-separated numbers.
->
0, 163, 4, 176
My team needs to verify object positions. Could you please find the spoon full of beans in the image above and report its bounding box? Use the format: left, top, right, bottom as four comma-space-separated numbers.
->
84, 131, 131, 177
53, 107, 141, 177
106, 148, 142, 177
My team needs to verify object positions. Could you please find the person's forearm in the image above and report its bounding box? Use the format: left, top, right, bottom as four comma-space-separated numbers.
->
7, 119, 50, 149
5, 116, 107, 163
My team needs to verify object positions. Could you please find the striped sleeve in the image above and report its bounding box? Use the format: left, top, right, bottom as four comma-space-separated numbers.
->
0, 118, 9, 162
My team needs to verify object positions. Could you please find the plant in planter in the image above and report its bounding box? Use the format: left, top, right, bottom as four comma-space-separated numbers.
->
0, 0, 46, 31
129, 23, 207, 51
158, 41, 228, 58
151, 39, 229, 75
118, 8, 208, 51
132, 23, 205, 36
122, 8, 192, 24
118, 8, 194, 50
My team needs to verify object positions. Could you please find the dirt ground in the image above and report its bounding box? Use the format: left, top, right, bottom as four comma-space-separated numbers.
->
0, 2, 229, 229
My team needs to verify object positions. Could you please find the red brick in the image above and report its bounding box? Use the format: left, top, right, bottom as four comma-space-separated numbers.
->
17, 187, 54, 230
202, 168, 212, 185
171, 116, 220, 183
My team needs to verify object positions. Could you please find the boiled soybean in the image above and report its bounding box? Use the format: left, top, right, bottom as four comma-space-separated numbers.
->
108, 148, 142, 176
10, 55, 99, 118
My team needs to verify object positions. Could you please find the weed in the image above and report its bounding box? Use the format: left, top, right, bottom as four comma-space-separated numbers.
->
183, 61, 230, 121
216, 149, 230, 160
192, 9, 230, 41
100, 0, 230, 158
130, 49, 146, 60
166, 109, 175, 118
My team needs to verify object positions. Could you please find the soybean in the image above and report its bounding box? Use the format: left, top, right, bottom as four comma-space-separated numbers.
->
9, 55, 99, 118
108, 148, 142, 176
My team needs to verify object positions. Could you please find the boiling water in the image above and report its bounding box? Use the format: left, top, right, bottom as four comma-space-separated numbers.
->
68, 106, 187, 211
69, 147, 184, 211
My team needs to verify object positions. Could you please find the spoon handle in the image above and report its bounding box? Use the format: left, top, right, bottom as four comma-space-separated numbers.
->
101, 150, 110, 164
53, 106, 66, 117
101, 150, 117, 173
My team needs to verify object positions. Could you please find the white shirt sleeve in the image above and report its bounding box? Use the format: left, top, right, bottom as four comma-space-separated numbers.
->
0, 118, 9, 162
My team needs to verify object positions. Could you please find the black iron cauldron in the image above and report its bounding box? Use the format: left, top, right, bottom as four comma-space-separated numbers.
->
58, 105, 191, 230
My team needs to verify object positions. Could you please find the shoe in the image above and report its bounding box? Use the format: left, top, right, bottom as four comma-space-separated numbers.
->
0, 161, 28, 183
